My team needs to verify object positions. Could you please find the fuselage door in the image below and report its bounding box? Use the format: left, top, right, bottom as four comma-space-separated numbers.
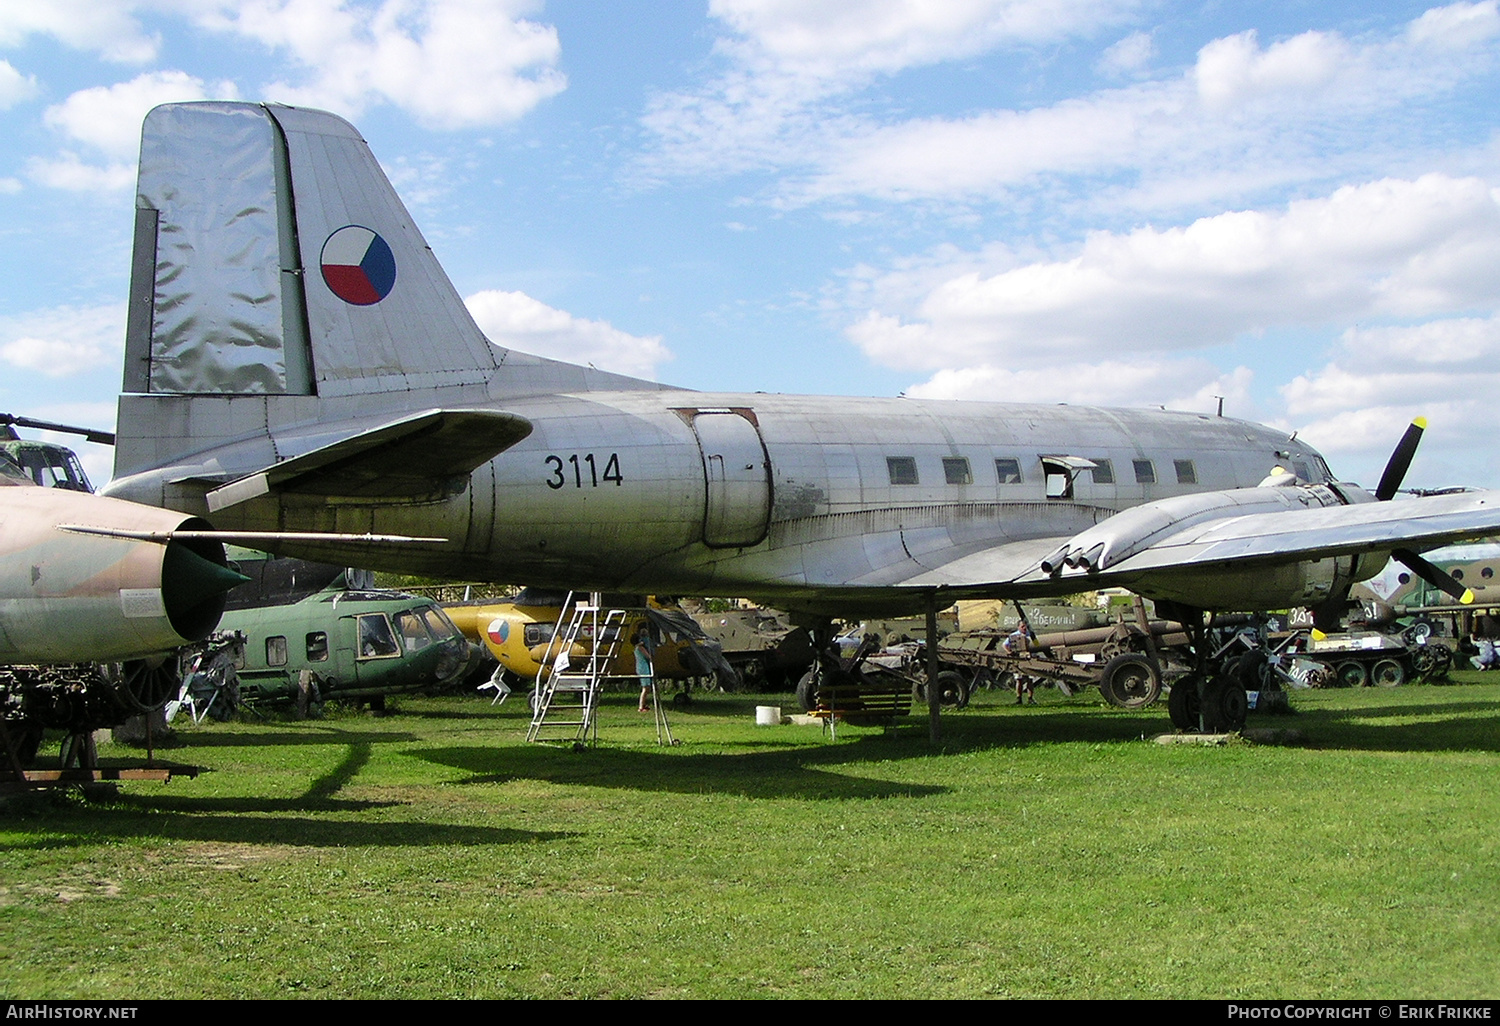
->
692, 410, 771, 548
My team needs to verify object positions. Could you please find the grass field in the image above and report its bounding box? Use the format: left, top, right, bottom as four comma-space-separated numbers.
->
3, 675, 1499, 999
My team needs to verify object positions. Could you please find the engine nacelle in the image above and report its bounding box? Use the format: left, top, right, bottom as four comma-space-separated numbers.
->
1131, 549, 1391, 612
1040, 481, 1360, 574
0, 488, 240, 664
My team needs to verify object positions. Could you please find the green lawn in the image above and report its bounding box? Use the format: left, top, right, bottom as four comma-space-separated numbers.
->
4, 677, 1499, 999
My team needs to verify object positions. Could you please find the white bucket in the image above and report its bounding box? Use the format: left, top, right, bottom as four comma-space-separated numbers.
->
755, 705, 782, 726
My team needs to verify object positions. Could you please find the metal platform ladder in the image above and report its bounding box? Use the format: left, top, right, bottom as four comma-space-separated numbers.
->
526, 593, 626, 745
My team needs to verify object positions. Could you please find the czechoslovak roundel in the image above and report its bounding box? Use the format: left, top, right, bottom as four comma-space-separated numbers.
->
320, 225, 397, 305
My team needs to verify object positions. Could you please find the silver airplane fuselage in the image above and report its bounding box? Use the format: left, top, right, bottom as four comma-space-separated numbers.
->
115, 387, 1328, 617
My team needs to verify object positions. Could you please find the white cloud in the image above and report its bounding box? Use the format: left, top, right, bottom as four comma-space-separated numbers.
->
1097, 30, 1154, 78
1407, 0, 1500, 48
640, 0, 1136, 180
845, 175, 1500, 370
465, 290, 671, 380
0, 1, 161, 63
1279, 314, 1500, 487
0, 58, 36, 107
195, 0, 565, 128
23, 153, 136, 191
708, 0, 1138, 79
0, 303, 124, 376
646, 3, 1500, 216
43, 70, 236, 160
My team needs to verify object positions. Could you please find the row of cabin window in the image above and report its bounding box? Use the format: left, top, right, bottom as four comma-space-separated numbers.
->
885, 456, 1200, 487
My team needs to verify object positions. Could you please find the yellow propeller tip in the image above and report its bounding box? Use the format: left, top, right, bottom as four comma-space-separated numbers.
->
1311, 628, 1327, 641
1412, 416, 1428, 430
1461, 589, 1475, 605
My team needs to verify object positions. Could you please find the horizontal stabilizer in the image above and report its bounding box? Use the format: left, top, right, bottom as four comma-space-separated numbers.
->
206, 409, 532, 511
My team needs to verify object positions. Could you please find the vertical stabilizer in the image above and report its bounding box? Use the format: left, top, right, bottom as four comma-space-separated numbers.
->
124, 101, 503, 399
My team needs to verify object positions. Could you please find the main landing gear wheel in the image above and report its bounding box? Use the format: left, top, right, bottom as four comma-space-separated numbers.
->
1199, 676, 1248, 733
1168, 676, 1201, 731
1099, 654, 1162, 709
795, 669, 818, 713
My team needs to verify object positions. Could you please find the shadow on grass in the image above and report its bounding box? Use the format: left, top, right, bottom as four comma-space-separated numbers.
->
3, 739, 574, 850
0, 810, 567, 850
173, 727, 422, 748
417, 736, 951, 800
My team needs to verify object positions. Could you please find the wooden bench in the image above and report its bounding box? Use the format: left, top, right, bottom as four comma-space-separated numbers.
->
810, 681, 914, 739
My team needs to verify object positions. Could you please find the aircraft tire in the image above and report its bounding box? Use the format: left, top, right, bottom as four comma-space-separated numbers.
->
1200, 676, 1248, 733
795, 669, 818, 712
1167, 676, 1200, 731
1371, 658, 1406, 687
1099, 654, 1161, 709
671, 690, 692, 709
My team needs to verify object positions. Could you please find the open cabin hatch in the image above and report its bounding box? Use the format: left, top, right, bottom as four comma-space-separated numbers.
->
690, 410, 772, 548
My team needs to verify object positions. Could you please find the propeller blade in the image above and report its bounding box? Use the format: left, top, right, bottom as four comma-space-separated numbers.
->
1375, 418, 1425, 501
1392, 547, 1473, 605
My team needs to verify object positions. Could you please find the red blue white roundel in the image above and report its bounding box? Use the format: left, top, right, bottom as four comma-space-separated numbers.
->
320, 225, 396, 305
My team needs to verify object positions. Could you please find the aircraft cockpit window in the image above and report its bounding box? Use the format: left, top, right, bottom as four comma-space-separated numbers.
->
994, 458, 1023, 484
943, 457, 972, 485
266, 636, 288, 667
1133, 460, 1156, 484
1174, 460, 1197, 485
886, 457, 918, 485
13, 446, 92, 492
1292, 461, 1311, 482
422, 608, 459, 641
395, 610, 435, 652
524, 622, 556, 647
306, 631, 328, 662
1090, 459, 1115, 485
358, 614, 400, 659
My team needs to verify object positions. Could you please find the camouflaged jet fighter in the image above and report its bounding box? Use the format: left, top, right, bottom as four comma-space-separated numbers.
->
102, 102, 1500, 732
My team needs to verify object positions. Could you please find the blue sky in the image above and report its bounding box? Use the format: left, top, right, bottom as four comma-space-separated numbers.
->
1, 0, 1499, 493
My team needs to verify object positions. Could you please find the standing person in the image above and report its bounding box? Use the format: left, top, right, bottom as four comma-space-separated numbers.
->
1001, 624, 1035, 704
635, 629, 655, 712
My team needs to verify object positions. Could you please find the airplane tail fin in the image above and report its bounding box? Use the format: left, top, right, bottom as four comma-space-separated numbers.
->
122, 101, 502, 400
113, 102, 659, 495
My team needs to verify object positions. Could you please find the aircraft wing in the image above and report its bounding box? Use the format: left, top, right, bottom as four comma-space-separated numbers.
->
207, 409, 532, 511
888, 489, 1500, 594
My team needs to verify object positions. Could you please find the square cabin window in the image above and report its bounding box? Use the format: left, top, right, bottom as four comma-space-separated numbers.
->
995, 458, 1023, 484
266, 636, 288, 667
306, 631, 329, 662
887, 456, 919, 485
1133, 459, 1156, 484
1174, 459, 1197, 485
943, 457, 972, 485
1091, 459, 1115, 485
